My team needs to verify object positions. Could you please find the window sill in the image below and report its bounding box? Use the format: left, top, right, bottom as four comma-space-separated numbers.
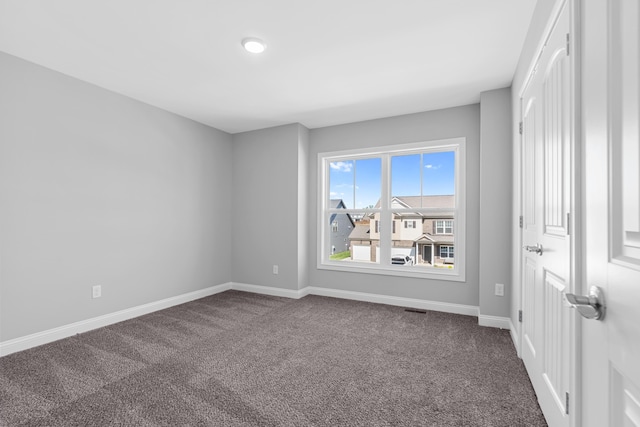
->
317, 261, 465, 282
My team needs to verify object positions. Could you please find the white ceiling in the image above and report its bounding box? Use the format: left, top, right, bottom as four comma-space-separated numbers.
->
0, 0, 537, 134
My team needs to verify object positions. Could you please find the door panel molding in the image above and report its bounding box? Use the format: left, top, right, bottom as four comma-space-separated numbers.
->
543, 269, 570, 414
610, 0, 640, 266
543, 49, 570, 237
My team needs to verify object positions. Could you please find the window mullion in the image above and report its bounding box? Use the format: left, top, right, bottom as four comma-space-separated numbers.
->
420, 153, 424, 207
352, 160, 357, 209
379, 154, 391, 266
321, 161, 330, 258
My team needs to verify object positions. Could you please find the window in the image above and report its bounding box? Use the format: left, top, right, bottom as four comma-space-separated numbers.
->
440, 245, 454, 258
331, 221, 338, 232
318, 138, 466, 281
435, 220, 453, 234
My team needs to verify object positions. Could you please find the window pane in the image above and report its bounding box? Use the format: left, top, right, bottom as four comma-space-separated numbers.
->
391, 154, 421, 200
321, 138, 463, 279
437, 245, 454, 266
355, 158, 381, 209
327, 213, 381, 265
327, 214, 352, 261
329, 160, 354, 208
422, 151, 455, 197
434, 219, 454, 234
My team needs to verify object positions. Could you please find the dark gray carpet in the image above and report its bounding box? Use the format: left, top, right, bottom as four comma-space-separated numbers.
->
0, 290, 546, 426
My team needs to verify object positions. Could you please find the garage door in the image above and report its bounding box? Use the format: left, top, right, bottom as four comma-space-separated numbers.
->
351, 245, 370, 261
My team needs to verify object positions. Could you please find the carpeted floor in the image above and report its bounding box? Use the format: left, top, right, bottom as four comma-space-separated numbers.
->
0, 290, 547, 426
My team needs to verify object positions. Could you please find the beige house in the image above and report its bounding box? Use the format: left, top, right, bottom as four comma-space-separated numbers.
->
349, 195, 455, 266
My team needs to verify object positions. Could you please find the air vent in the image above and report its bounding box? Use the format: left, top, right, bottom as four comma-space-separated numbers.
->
405, 308, 427, 314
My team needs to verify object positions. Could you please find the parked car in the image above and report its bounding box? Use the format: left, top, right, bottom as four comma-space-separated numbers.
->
391, 255, 414, 265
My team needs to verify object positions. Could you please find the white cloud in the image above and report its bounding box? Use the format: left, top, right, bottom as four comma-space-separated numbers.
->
425, 164, 441, 170
334, 183, 359, 190
330, 161, 353, 172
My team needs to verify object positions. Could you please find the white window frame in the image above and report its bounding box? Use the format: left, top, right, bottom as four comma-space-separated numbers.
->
405, 220, 417, 229
440, 245, 454, 259
435, 220, 453, 234
317, 138, 466, 282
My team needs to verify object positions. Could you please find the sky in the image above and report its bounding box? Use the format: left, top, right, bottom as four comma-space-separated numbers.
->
329, 151, 455, 209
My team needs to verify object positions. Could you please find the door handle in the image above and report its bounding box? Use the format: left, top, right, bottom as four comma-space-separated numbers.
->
524, 243, 543, 255
565, 286, 605, 320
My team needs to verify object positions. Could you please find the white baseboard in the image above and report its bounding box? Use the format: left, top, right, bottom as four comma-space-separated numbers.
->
306, 286, 479, 317
0, 282, 232, 357
2, 282, 512, 358
478, 314, 511, 329
230, 284, 478, 318
231, 282, 310, 299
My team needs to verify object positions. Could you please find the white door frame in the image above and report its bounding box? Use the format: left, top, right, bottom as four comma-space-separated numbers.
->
515, 0, 582, 425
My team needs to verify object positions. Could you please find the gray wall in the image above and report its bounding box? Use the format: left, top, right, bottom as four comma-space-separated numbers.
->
231, 123, 309, 290
479, 87, 512, 318
0, 52, 233, 341
308, 105, 482, 306
1, 44, 524, 344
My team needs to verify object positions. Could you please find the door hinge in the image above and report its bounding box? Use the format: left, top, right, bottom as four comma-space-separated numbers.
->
519, 121, 523, 135
518, 310, 523, 323
519, 215, 524, 228
565, 392, 570, 415
566, 33, 570, 56
566, 212, 571, 235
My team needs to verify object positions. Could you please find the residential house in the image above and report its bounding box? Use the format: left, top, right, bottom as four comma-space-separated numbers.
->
328, 199, 355, 255
349, 195, 454, 266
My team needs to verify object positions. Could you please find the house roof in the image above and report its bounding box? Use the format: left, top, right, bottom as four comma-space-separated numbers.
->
374, 195, 454, 209
329, 199, 346, 209
329, 199, 356, 227
415, 234, 454, 245
414, 234, 435, 243
395, 195, 454, 209
371, 195, 455, 219
349, 223, 371, 241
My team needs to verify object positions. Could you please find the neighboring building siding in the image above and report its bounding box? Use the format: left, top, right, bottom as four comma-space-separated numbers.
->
329, 199, 355, 255
349, 196, 455, 266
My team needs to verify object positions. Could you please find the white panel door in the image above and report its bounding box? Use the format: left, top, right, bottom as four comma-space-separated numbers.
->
582, 0, 640, 425
521, 1, 573, 426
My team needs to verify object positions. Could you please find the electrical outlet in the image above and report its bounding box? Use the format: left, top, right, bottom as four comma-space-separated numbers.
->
92, 285, 102, 299
273, 265, 279, 275
495, 283, 504, 297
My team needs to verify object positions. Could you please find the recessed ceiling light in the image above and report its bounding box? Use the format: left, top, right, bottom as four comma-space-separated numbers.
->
241, 37, 267, 54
